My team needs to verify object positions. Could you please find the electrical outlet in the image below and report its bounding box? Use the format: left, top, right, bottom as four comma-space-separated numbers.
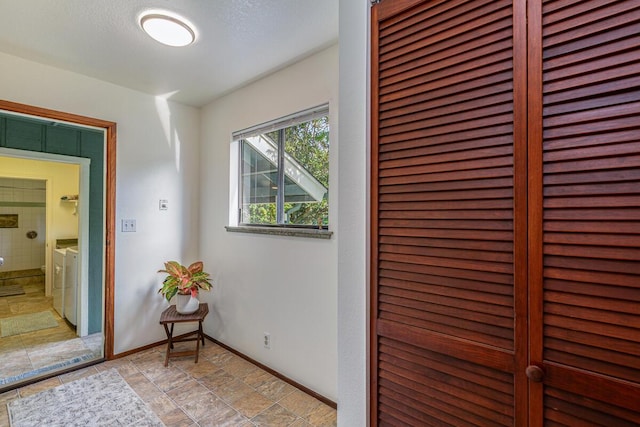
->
263, 332, 271, 349
121, 219, 136, 232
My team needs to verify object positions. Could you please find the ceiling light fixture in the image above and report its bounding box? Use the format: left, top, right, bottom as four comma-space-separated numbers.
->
139, 11, 196, 47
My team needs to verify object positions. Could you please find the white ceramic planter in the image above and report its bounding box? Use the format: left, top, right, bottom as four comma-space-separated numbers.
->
175, 293, 199, 314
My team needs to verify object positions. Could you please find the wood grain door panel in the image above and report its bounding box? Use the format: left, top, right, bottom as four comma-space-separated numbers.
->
372, 0, 526, 424
535, 0, 640, 423
372, 0, 640, 425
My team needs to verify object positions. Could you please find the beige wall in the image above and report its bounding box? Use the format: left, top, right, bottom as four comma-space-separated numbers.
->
338, 0, 370, 424
200, 44, 338, 400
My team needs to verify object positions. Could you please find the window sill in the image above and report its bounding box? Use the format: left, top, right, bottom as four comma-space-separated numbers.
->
225, 226, 333, 239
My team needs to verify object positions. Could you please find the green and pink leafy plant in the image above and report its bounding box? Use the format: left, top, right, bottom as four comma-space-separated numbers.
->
158, 261, 212, 302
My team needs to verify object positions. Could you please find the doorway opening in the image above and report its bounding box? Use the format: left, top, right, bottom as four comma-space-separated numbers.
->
0, 100, 115, 391
0, 156, 102, 386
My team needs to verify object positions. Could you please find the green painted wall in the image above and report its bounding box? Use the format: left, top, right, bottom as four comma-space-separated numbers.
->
0, 113, 104, 334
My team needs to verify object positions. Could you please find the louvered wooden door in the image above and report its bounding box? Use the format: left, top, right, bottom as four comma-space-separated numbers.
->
528, 0, 640, 425
371, 0, 640, 425
371, 0, 528, 424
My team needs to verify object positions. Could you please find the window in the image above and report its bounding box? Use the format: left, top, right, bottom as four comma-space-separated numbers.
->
234, 105, 329, 229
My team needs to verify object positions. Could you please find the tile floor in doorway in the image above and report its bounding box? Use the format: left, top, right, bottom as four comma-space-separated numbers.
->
0, 274, 102, 386
0, 342, 337, 427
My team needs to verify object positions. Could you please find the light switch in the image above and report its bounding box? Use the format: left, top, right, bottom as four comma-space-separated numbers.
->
122, 219, 136, 232
159, 199, 168, 210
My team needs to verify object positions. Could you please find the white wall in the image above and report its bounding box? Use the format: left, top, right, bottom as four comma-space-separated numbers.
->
199, 44, 338, 401
0, 51, 201, 354
338, 0, 369, 425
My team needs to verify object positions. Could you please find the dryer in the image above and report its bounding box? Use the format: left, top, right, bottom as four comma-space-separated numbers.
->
53, 248, 66, 317
64, 247, 78, 326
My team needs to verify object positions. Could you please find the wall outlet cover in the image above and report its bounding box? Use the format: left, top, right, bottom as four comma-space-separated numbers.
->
121, 219, 136, 232
263, 332, 271, 349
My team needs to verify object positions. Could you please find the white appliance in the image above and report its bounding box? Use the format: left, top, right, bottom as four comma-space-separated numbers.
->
52, 248, 66, 317
64, 247, 78, 326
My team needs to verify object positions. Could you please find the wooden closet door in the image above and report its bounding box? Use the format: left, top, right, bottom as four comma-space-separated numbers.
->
371, 0, 528, 425
372, 0, 640, 425
529, 0, 640, 424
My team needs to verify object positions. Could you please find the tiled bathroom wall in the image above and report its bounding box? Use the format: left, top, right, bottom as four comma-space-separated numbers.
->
0, 177, 46, 273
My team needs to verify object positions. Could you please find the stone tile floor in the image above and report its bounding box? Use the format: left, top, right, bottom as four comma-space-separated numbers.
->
0, 277, 102, 386
0, 342, 337, 426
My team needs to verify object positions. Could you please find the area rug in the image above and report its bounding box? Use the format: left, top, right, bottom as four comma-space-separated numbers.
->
0, 311, 58, 337
0, 285, 25, 297
7, 369, 165, 426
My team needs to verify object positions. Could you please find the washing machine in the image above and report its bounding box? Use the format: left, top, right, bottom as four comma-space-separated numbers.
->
53, 248, 66, 317
64, 247, 78, 326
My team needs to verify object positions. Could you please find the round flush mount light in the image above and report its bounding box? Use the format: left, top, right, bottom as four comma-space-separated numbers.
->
139, 11, 196, 47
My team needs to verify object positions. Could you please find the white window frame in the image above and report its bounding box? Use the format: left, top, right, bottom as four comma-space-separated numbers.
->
227, 104, 332, 239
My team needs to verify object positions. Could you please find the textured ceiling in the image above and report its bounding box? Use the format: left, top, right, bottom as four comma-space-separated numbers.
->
0, 0, 339, 106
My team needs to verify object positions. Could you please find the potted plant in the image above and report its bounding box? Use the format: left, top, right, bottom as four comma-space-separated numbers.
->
158, 261, 212, 314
